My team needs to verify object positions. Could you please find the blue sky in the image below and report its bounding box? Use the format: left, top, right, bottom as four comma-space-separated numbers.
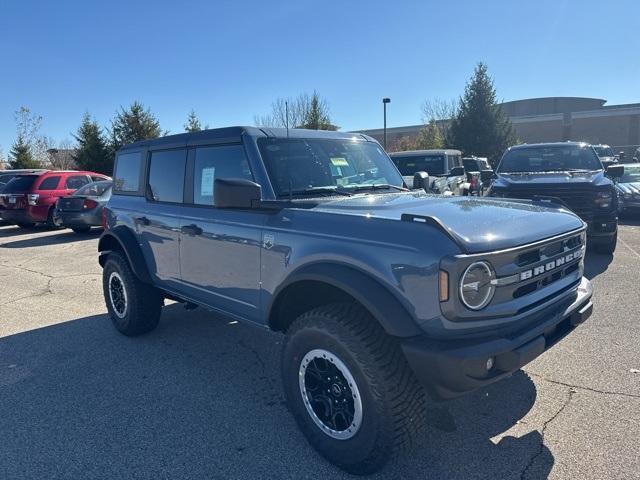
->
1, 0, 639, 153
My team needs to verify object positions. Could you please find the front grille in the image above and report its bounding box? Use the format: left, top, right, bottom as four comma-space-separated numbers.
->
502, 187, 595, 221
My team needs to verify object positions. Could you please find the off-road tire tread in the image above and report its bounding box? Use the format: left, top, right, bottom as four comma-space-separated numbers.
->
284, 302, 426, 474
103, 251, 162, 336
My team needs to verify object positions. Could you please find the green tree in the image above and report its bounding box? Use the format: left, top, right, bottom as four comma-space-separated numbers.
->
415, 120, 443, 150
448, 63, 517, 165
109, 101, 162, 152
73, 112, 111, 174
184, 109, 208, 132
299, 92, 337, 130
9, 134, 40, 169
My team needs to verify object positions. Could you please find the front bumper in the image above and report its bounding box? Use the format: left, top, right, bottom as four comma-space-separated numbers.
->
585, 213, 617, 244
401, 276, 593, 400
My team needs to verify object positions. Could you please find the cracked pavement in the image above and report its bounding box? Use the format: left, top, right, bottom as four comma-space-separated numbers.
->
0, 222, 639, 479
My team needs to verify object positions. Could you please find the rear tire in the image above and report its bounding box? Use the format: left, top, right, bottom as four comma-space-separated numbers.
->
72, 226, 91, 234
595, 231, 617, 255
102, 251, 163, 336
282, 302, 426, 475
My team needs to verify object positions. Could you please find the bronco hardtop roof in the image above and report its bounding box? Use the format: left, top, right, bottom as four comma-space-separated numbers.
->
119, 127, 376, 152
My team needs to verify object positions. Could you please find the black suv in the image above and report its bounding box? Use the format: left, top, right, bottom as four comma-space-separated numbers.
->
484, 142, 623, 254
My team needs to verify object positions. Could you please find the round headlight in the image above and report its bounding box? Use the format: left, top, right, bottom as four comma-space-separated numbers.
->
460, 261, 496, 310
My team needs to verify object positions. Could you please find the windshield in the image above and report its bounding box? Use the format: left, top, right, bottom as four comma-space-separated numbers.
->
2, 175, 38, 193
620, 165, 640, 183
74, 180, 112, 197
258, 138, 403, 196
593, 146, 615, 157
498, 146, 602, 173
392, 155, 445, 176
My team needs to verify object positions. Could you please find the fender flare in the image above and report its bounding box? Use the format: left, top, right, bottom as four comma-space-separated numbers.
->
269, 263, 422, 338
97, 226, 153, 284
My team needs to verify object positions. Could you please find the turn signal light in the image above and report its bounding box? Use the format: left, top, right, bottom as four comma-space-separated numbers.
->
439, 270, 449, 302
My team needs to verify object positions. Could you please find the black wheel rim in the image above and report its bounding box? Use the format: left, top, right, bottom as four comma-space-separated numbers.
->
108, 272, 127, 318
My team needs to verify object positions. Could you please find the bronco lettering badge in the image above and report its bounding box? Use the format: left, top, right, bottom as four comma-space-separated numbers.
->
519, 249, 583, 281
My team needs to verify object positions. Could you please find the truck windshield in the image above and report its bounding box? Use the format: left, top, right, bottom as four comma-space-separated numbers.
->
2, 175, 38, 193
258, 138, 404, 197
593, 146, 614, 157
498, 146, 602, 173
392, 155, 445, 176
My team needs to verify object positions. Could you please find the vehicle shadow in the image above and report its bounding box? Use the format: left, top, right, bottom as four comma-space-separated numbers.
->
583, 250, 613, 280
0, 304, 551, 480
0, 228, 101, 248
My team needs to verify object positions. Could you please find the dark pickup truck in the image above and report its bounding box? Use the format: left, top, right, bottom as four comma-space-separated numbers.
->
98, 128, 593, 474
484, 142, 623, 254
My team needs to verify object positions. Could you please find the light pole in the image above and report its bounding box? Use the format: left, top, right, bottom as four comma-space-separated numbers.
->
382, 98, 391, 149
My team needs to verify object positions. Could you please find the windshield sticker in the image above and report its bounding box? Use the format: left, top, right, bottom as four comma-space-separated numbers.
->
330, 157, 349, 167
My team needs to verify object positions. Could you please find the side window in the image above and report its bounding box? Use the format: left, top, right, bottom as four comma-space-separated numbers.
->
148, 149, 187, 203
193, 145, 253, 206
113, 152, 143, 193
65, 175, 90, 190
38, 176, 61, 190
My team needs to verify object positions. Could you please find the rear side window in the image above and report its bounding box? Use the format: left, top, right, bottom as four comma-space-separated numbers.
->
65, 175, 90, 190
193, 145, 253, 205
3, 175, 38, 193
38, 176, 61, 190
113, 152, 143, 193
148, 149, 187, 203
393, 155, 445, 176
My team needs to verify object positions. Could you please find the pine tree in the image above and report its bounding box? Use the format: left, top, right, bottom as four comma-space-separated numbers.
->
73, 112, 111, 174
109, 101, 162, 152
448, 63, 518, 165
184, 110, 205, 132
8, 134, 40, 169
299, 92, 337, 130
416, 120, 444, 150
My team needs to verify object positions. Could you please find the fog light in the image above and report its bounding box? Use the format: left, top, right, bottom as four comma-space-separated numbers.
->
486, 357, 495, 371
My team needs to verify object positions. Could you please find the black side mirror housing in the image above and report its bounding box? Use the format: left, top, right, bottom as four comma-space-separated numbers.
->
214, 178, 262, 208
606, 164, 624, 179
413, 171, 429, 191
449, 166, 465, 177
480, 169, 495, 183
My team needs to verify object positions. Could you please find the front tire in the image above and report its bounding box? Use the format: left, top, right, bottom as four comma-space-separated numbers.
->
282, 303, 426, 475
47, 206, 63, 229
102, 252, 163, 336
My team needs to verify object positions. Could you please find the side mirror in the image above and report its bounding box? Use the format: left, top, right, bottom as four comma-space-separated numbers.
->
413, 171, 429, 191
605, 164, 624, 179
480, 169, 495, 183
214, 178, 262, 208
449, 166, 465, 177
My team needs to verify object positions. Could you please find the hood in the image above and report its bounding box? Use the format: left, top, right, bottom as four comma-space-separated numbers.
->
308, 192, 584, 253
616, 182, 640, 195
492, 170, 612, 188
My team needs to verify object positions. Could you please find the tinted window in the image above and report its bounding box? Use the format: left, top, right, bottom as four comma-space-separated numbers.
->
3, 175, 38, 193
74, 181, 112, 197
0, 174, 17, 189
498, 146, 602, 173
114, 152, 143, 192
38, 176, 61, 190
393, 155, 445, 176
463, 159, 479, 171
148, 149, 187, 203
193, 145, 253, 205
65, 175, 90, 190
593, 146, 614, 157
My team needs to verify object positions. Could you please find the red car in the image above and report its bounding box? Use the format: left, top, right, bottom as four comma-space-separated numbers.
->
0, 170, 110, 228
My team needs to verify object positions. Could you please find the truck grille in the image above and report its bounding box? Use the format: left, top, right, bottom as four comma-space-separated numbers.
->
502, 187, 594, 221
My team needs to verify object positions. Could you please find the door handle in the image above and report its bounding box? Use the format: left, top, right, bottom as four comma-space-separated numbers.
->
181, 224, 203, 236
134, 216, 150, 226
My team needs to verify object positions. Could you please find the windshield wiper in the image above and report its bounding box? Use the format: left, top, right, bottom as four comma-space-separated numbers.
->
349, 184, 409, 192
280, 187, 353, 198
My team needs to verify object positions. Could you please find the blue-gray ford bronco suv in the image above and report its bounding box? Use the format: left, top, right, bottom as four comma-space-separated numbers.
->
99, 127, 593, 474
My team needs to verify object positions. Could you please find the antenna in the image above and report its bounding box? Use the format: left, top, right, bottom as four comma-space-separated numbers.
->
285, 100, 290, 138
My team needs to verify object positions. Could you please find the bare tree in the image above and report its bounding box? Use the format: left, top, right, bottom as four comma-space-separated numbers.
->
254, 92, 335, 129
0, 146, 6, 169
47, 139, 77, 169
421, 98, 458, 144
13, 107, 55, 166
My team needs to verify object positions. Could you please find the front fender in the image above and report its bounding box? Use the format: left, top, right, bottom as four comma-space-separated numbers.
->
270, 262, 423, 338
98, 226, 153, 284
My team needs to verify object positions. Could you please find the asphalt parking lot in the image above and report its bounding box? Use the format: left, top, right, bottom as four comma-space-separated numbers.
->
1, 222, 639, 480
